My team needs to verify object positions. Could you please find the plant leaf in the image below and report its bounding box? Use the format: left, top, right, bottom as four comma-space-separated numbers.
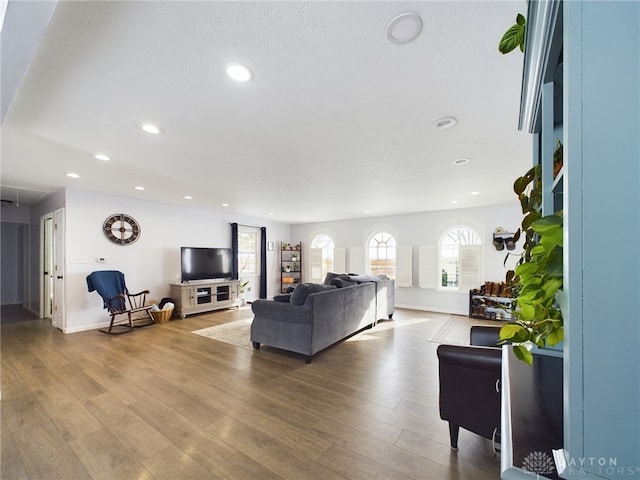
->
522, 211, 541, 230
545, 255, 564, 277
532, 215, 563, 232
499, 24, 525, 54
546, 327, 564, 346
519, 304, 536, 320
500, 323, 530, 343
530, 244, 546, 256
512, 345, 533, 365
515, 262, 537, 277
513, 229, 521, 242
506, 270, 515, 284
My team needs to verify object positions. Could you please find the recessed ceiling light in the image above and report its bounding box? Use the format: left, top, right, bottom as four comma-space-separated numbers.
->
94, 153, 110, 161
221, 203, 229, 207
469, 191, 480, 195
134, 186, 145, 191
451, 200, 459, 204
66, 172, 80, 179
434, 117, 457, 130
268, 212, 274, 216
364, 210, 370, 214
386, 13, 423, 45
184, 195, 193, 200
141, 123, 161, 135
452, 158, 470, 166
226, 63, 253, 82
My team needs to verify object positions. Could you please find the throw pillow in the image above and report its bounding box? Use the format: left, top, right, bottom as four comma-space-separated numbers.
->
323, 272, 342, 285
290, 283, 337, 306
330, 278, 355, 289
273, 294, 291, 303
349, 274, 388, 283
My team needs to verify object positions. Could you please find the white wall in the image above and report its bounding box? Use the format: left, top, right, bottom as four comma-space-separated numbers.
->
61, 189, 290, 332
24, 187, 521, 330
291, 202, 523, 315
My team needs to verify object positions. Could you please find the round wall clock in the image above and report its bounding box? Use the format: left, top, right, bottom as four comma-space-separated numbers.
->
103, 213, 141, 245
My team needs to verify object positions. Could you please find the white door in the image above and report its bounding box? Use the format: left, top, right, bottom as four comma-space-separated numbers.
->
41, 214, 54, 319
52, 208, 65, 331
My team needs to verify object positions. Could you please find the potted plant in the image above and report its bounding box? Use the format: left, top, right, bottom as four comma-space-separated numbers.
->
239, 280, 250, 306
499, 162, 564, 364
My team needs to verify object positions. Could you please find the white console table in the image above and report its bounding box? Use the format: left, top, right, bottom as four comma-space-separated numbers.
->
170, 280, 240, 318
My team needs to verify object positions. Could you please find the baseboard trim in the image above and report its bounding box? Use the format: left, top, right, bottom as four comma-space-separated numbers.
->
395, 303, 467, 316
63, 322, 111, 334
23, 305, 40, 317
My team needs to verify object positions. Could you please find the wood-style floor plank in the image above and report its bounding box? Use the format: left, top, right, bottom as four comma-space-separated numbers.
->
67, 428, 153, 480
1, 306, 501, 480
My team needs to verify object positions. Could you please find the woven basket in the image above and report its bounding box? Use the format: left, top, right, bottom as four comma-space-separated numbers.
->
151, 308, 173, 323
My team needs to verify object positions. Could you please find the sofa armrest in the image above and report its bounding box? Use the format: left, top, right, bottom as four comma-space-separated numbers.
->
250, 299, 311, 324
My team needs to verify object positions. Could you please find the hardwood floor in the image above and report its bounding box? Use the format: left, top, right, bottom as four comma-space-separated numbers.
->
1, 305, 501, 480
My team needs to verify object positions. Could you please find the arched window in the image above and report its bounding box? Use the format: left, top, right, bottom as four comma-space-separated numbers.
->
311, 234, 334, 281
368, 232, 396, 278
439, 226, 481, 290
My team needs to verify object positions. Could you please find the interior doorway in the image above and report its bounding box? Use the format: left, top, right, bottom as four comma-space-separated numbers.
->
0, 220, 28, 308
40, 209, 65, 330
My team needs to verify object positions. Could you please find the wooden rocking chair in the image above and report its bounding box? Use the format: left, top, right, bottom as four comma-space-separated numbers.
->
86, 270, 155, 334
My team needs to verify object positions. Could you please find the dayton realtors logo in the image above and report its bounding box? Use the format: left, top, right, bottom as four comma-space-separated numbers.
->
522, 451, 556, 476
566, 457, 640, 476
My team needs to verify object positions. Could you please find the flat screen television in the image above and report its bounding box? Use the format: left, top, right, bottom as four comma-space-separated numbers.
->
181, 247, 233, 282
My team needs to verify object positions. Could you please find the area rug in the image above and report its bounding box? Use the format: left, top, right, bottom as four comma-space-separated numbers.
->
425, 316, 502, 345
191, 319, 253, 349
191, 315, 489, 350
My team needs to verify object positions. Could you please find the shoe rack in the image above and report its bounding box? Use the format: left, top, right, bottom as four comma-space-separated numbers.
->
469, 281, 513, 320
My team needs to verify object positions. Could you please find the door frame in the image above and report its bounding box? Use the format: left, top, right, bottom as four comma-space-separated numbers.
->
52, 208, 65, 331
40, 213, 54, 319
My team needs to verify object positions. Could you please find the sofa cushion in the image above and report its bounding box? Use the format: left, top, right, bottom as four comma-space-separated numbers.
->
290, 283, 337, 306
273, 294, 291, 303
323, 272, 342, 285
330, 278, 356, 289
349, 274, 390, 283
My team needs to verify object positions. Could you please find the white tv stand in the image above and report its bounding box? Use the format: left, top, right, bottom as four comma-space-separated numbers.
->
170, 279, 240, 318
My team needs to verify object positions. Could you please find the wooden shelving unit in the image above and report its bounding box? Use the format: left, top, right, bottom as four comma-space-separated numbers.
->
281, 242, 302, 293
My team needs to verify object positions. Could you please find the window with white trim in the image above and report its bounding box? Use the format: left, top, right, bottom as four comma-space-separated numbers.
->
238, 230, 258, 275
368, 232, 396, 279
310, 234, 334, 282
439, 226, 481, 291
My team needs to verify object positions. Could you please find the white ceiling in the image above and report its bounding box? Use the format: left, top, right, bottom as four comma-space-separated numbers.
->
1, 0, 531, 223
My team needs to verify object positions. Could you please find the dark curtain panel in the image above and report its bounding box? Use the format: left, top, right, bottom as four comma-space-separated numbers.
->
260, 227, 267, 298
230, 223, 239, 280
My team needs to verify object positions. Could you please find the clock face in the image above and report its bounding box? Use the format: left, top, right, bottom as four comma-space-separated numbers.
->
103, 214, 141, 245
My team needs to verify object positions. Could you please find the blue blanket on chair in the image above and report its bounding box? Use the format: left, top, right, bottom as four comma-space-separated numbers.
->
86, 270, 127, 311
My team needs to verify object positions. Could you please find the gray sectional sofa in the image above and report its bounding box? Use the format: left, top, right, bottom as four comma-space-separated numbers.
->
327, 273, 395, 323
250, 273, 394, 362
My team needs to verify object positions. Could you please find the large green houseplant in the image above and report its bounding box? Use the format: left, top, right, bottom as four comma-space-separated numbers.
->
499, 164, 564, 365
496, 13, 564, 365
